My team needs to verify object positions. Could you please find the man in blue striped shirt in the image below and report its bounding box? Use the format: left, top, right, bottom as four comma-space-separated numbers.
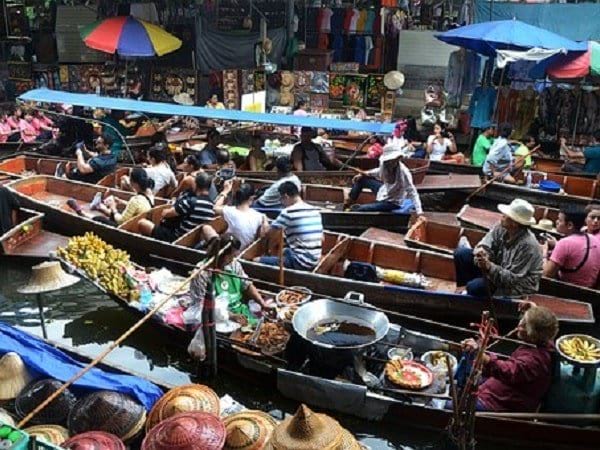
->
257, 181, 323, 270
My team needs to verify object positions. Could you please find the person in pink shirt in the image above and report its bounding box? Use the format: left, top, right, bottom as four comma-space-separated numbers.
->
0, 109, 17, 144
18, 110, 38, 144
584, 204, 600, 237
6, 105, 22, 142
31, 110, 54, 141
543, 206, 600, 288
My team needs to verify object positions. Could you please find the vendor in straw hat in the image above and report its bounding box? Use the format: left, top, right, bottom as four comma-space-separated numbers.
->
0, 352, 32, 401
344, 142, 423, 214
454, 198, 543, 297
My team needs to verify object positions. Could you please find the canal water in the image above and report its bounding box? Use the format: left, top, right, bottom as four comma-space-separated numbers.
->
0, 258, 546, 450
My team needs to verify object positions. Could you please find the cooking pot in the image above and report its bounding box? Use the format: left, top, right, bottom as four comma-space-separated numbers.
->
292, 294, 390, 350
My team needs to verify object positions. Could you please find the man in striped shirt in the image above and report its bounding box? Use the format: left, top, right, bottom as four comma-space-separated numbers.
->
139, 172, 216, 244
257, 181, 323, 270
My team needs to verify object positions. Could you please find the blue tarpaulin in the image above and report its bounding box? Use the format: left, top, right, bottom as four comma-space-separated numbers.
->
474, 1, 600, 42
0, 322, 163, 410
18, 89, 396, 134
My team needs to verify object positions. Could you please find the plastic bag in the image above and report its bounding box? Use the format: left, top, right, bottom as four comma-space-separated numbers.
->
182, 302, 203, 327
188, 327, 206, 361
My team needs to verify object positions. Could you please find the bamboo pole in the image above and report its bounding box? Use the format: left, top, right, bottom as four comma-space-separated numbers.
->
16, 246, 230, 429
476, 412, 600, 422
278, 229, 285, 286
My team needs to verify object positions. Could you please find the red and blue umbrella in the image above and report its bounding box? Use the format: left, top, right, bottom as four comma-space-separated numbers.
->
80, 16, 182, 57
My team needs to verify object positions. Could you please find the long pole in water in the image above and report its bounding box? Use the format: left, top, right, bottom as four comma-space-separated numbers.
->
16, 245, 230, 428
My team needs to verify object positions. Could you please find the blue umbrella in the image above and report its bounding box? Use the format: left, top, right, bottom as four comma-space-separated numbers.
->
436, 19, 587, 56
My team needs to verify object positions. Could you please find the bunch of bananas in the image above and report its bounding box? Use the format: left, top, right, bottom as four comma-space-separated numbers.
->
57, 233, 133, 299
559, 336, 600, 362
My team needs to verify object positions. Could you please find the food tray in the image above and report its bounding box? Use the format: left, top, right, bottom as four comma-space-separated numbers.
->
556, 334, 600, 368
275, 286, 312, 307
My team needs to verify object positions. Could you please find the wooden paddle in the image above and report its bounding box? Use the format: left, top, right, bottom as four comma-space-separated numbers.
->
16, 245, 231, 428
465, 145, 541, 203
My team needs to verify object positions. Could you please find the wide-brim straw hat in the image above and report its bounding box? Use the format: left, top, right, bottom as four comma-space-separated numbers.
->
383, 70, 405, 91
0, 352, 33, 401
68, 391, 146, 442
0, 408, 15, 426
497, 199, 536, 226
224, 410, 278, 450
533, 218, 555, 232
380, 143, 404, 163
142, 412, 226, 450
18, 261, 80, 294
146, 384, 220, 433
62, 431, 126, 450
16, 379, 77, 425
24, 425, 70, 446
173, 93, 194, 106
267, 404, 342, 450
280, 72, 295, 90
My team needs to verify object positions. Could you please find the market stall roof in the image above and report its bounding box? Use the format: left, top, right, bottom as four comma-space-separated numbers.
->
19, 89, 395, 134
436, 19, 587, 57
529, 41, 600, 79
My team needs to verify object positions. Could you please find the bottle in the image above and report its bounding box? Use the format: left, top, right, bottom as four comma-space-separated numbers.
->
526, 171, 532, 188
140, 285, 152, 308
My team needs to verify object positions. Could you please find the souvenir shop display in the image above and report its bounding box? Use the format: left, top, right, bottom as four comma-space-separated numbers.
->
366, 74, 385, 109
149, 67, 198, 104
343, 75, 367, 108
223, 69, 240, 109
310, 72, 329, 94
68, 65, 103, 94
241, 70, 255, 95
329, 73, 346, 102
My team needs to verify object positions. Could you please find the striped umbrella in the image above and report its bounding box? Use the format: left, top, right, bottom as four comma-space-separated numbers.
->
80, 16, 182, 57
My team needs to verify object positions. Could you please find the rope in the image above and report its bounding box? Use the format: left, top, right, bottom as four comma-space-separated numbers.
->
16, 244, 231, 428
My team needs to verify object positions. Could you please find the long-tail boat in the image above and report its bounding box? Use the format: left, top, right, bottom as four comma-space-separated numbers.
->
239, 233, 593, 324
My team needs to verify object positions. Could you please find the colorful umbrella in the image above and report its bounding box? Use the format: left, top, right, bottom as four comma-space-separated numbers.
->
546, 41, 600, 79
80, 16, 182, 57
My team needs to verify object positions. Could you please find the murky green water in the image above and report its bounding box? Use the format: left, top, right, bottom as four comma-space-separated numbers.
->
0, 257, 573, 450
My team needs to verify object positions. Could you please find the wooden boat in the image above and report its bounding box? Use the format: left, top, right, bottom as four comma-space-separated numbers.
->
239, 232, 594, 324
405, 220, 600, 312
5, 176, 207, 267
533, 157, 597, 179
457, 204, 561, 237
47, 245, 600, 450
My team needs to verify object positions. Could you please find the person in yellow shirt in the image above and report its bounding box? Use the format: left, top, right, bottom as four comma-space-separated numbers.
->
513, 135, 538, 172
206, 94, 225, 109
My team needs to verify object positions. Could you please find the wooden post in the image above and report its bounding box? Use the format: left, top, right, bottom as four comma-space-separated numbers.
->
278, 229, 285, 286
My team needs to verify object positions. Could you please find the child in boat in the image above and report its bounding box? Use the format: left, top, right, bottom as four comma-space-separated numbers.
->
345, 143, 424, 214
458, 306, 558, 412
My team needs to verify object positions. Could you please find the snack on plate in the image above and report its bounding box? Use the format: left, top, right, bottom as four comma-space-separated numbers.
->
558, 335, 600, 363
385, 360, 433, 390
276, 287, 311, 306
233, 322, 290, 355
278, 305, 298, 322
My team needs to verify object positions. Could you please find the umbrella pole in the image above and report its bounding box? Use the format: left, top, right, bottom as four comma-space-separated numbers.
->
572, 86, 583, 145
36, 293, 48, 339
492, 66, 505, 123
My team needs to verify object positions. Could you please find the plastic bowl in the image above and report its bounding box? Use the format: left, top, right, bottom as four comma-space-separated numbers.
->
421, 351, 458, 375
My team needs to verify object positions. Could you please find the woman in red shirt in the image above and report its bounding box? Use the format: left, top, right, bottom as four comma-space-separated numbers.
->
31, 110, 55, 141
461, 306, 558, 412
0, 109, 18, 144
6, 105, 22, 142
19, 110, 39, 144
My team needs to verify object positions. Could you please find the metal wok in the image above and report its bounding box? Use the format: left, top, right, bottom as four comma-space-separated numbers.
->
292, 298, 390, 350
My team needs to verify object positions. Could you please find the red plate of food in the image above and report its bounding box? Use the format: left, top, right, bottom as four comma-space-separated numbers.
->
385, 360, 433, 390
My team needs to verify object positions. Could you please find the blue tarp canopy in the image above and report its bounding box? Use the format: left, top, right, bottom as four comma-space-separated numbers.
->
436, 19, 587, 57
19, 89, 395, 134
0, 321, 163, 410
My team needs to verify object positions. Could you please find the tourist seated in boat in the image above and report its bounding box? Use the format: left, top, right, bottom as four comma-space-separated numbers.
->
0, 108, 19, 144
453, 198, 543, 297
561, 131, 600, 175
213, 180, 268, 250
171, 156, 202, 199
542, 205, 600, 289
63, 134, 117, 184
291, 127, 343, 171
31, 110, 55, 141
253, 156, 301, 209
459, 305, 558, 412
195, 128, 222, 169
483, 123, 517, 184
345, 143, 424, 214
246, 135, 272, 171
92, 108, 126, 158
512, 135, 537, 172
471, 122, 496, 167
67, 168, 155, 227
426, 122, 464, 164
18, 109, 39, 144
584, 204, 600, 237
121, 147, 177, 197
0, 186, 20, 234
5, 105, 22, 142
138, 172, 217, 245
255, 181, 323, 271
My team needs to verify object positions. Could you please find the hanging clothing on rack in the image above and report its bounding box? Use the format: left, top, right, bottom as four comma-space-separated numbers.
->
514, 88, 538, 139
469, 87, 497, 129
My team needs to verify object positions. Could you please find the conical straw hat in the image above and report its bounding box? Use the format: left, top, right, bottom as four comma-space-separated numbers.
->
339, 428, 362, 450
0, 352, 33, 400
18, 261, 80, 294
62, 431, 126, 450
267, 404, 343, 450
224, 410, 278, 450
24, 425, 70, 446
0, 408, 15, 426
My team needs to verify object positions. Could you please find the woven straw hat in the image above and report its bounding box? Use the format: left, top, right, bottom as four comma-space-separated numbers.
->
24, 425, 70, 446
18, 261, 80, 294
142, 412, 226, 450
224, 410, 278, 450
16, 379, 77, 425
497, 199, 536, 227
0, 352, 33, 400
68, 391, 146, 442
62, 431, 126, 450
146, 384, 220, 433
339, 428, 362, 450
534, 218, 555, 232
0, 408, 15, 426
280, 72, 295, 91
267, 404, 343, 450
383, 71, 405, 91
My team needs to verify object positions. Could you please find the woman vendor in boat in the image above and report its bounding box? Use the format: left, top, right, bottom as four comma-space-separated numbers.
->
453, 198, 543, 297
541, 205, 600, 289
459, 305, 558, 412
68, 168, 155, 227
344, 143, 424, 214
426, 122, 465, 164
291, 127, 343, 171
63, 133, 117, 184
